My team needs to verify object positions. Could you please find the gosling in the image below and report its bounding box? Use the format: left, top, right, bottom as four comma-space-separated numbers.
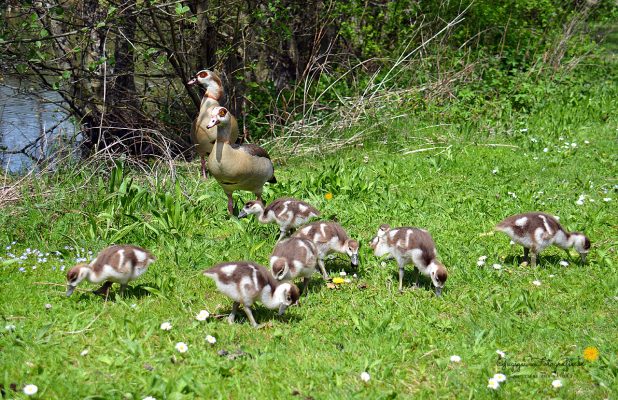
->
292, 221, 359, 280
66, 245, 155, 297
370, 224, 447, 296
239, 198, 320, 241
270, 237, 318, 294
495, 212, 590, 267
204, 261, 300, 328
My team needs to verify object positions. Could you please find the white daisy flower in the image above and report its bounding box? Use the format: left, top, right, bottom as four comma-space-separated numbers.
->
160, 322, 172, 331
195, 310, 210, 321
353, 274, 358, 278
543, 147, 549, 153
496, 350, 506, 358
549, 274, 555, 278
175, 342, 188, 353
603, 198, 611, 202
477, 260, 485, 266
360, 371, 371, 382
575, 199, 584, 206
339, 271, 347, 276
532, 280, 542, 286
552, 379, 563, 388
45, 303, 52, 310
478, 255, 488, 261
492, 264, 502, 270
80, 349, 89, 356
492, 168, 498, 175
380, 261, 387, 268
23, 384, 38, 396
559, 260, 569, 267
487, 378, 500, 389
584, 140, 590, 144
493, 373, 507, 383
5, 324, 16, 331
143, 397, 156, 400
205, 335, 217, 344
571, 142, 577, 148
450, 355, 461, 363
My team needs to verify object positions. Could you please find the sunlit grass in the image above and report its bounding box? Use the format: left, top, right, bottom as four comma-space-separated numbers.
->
0, 66, 617, 399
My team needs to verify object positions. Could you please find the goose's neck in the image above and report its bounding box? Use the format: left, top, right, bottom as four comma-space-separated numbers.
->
260, 284, 280, 310
215, 122, 232, 144
553, 229, 570, 249
258, 210, 273, 223
205, 85, 223, 102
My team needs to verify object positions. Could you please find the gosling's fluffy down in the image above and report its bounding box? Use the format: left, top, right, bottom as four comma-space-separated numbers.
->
66, 245, 155, 297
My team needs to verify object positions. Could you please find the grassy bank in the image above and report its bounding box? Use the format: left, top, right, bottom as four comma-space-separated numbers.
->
1, 56, 617, 399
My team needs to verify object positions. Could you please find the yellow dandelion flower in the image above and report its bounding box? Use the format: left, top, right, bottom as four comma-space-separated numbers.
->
332, 277, 345, 284
583, 346, 599, 362
324, 192, 333, 200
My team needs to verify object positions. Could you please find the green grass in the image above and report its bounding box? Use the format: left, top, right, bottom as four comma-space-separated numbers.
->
1, 63, 617, 399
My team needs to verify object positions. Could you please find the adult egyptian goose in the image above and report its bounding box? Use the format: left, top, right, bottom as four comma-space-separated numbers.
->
238, 198, 320, 241
203, 261, 300, 327
495, 212, 590, 267
188, 69, 239, 178
66, 245, 155, 297
207, 106, 276, 214
270, 237, 318, 294
292, 221, 359, 280
370, 224, 447, 296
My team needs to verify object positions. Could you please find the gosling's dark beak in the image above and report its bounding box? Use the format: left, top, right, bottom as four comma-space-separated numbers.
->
66, 285, 76, 297
187, 77, 197, 85
434, 286, 443, 297
350, 253, 359, 267
238, 210, 248, 219
278, 304, 288, 316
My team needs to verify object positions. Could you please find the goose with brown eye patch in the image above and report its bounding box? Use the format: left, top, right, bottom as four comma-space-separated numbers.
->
206, 106, 277, 215
187, 69, 239, 178
292, 221, 359, 280
238, 197, 321, 241
203, 261, 300, 328
495, 212, 591, 267
65, 245, 155, 298
370, 224, 448, 296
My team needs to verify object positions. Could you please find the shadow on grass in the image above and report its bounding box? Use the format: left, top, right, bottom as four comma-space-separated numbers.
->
69, 283, 153, 301
502, 253, 580, 267
392, 267, 442, 296
220, 304, 304, 327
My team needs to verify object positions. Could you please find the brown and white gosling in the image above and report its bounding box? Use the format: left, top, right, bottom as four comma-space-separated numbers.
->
203, 261, 300, 328
270, 237, 319, 294
292, 221, 359, 280
239, 198, 321, 241
66, 245, 155, 297
495, 212, 590, 267
207, 107, 276, 214
188, 69, 239, 178
370, 224, 447, 296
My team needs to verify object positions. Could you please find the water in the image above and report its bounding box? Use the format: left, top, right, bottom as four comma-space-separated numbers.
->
0, 76, 79, 173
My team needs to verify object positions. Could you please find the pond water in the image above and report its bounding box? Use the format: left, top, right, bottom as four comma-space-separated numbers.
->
0, 76, 79, 174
